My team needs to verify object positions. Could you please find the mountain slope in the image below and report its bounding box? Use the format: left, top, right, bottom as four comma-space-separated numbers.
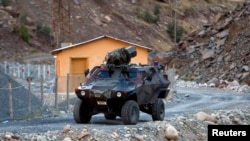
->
0, 0, 239, 63
167, 1, 250, 86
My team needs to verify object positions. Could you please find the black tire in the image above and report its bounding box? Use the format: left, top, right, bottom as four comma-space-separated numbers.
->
104, 113, 117, 120
73, 99, 92, 123
121, 100, 139, 125
152, 98, 165, 121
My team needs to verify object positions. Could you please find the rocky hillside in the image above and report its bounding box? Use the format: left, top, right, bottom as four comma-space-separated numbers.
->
1, 0, 249, 85
164, 1, 250, 86
0, 0, 239, 63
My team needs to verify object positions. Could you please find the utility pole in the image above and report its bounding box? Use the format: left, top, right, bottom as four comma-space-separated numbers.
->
52, 0, 72, 48
174, 0, 177, 44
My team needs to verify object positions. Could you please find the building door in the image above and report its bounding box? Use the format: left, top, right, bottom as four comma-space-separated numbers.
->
70, 58, 88, 91
71, 58, 87, 74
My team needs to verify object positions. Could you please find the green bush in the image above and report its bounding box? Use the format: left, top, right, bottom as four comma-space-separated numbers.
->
12, 14, 30, 44
20, 25, 30, 44
36, 22, 43, 31
20, 14, 27, 25
144, 10, 154, 23
180, 75, 192, 81
143, 10, 159, 24
42, 25, 51, 35
37, 23, 51, 36
167, 20, 186, 43
136, 5, 160, 24
204, 0, 213, 3
1, 0, 11, 7
154, 4, 161, 16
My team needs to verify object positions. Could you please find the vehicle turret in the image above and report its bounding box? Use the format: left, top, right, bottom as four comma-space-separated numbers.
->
104, 46, 137, 65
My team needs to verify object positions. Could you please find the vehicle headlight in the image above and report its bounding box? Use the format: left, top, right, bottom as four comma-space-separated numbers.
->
116, 92, 122, 97
81, 91, 86, 96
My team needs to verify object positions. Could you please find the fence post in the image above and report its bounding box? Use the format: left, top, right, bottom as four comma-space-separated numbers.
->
55, 75, 58, 108
78, 75, 80, 85
43, 64, 46, 80
66, 73, 70, 110
8, 80, 13, 119
41, 75, 44, 107
22, 65, 25, 79
26, 77, 32, 112
38, 65, 41, 80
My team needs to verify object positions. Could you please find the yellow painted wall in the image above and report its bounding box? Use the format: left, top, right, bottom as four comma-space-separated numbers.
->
54, 37, 150, 92
56, 38, 149, 76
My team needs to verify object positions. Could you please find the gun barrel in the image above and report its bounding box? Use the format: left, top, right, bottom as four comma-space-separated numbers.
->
104, 46, 137, 65
125, 46, 137, 58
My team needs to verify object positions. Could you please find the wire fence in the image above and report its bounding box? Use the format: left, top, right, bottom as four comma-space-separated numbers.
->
0, 61, 176, 121
0, 72, 86, 121
0, 61, 55, 81
0, 61, 59, 121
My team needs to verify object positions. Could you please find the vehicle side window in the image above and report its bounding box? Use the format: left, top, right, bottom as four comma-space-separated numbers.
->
128, 71, 137, 78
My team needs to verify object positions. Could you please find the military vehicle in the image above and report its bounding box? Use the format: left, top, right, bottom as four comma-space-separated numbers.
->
74, 46, 170, 125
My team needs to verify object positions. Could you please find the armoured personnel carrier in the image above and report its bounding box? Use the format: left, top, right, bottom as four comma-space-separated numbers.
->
74, 46, 170, 125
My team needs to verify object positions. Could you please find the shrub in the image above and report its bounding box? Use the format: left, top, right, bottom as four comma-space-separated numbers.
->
136, 5, 160, 24
42, 25, 51, 35
37, 23, 51, 36
180, 75, 192, 81
36, 22, 43, 31
167, 20, 186, 43
12, 14, 30, 44
36, 22, 52, 44
20, 14, 27, 25
20, 25, 30, 44
154, 4, 161, 16
12, 25, 30, 43
204, 0, 213, 4
1, 0, 11, 7
143, 10, 159, 24
144, 10, 154, 23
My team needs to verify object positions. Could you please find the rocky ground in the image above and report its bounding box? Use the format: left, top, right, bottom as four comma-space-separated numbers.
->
3, 109, 250, 141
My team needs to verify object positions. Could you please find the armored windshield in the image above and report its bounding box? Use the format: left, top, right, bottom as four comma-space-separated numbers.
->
96, 70, 112, 78
94, 67, 137, 80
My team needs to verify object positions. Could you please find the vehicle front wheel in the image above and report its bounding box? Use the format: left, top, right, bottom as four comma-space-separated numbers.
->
121, 100, 139, 125
73, 99, 92, 123
151, 98, 165, 121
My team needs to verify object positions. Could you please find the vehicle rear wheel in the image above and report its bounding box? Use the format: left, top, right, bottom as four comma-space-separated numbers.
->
104, 113, 117, 120
73, 99, 92, 123
121, 100, 139, 125
151, 98, 165, 121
